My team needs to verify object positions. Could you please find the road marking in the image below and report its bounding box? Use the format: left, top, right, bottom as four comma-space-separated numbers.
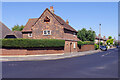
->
101, 52, 112, 57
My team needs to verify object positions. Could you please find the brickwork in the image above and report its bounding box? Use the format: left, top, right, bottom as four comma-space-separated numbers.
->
64, 41, 78, 53
22, 32, 33, 39
1, 47, 64, 55
78, 45, 95, 52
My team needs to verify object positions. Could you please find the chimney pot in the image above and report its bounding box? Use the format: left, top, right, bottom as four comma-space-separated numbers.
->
66, 19, 69, 24
50, 6, 54, 13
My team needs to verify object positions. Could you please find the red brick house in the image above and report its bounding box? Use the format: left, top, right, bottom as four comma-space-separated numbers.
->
22, 6, 79, 53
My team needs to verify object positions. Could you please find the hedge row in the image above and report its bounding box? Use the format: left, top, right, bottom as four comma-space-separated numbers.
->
0, 39, 65, 48
77, 41, 94, 46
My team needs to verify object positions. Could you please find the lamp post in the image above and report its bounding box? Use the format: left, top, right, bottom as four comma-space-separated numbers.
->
99, 24, 101, 49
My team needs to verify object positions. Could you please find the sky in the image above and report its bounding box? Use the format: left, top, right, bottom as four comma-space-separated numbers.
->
2, 2, 118, 39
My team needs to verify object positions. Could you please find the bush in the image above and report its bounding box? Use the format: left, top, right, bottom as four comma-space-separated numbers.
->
2, 39, 65, 48
77, 41, 94, 46
94, 44, 99, 50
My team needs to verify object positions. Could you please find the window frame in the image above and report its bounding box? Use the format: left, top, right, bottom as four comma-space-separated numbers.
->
43, 30, 51, 35
73, 42, 76, 49
28, 33, 32, 37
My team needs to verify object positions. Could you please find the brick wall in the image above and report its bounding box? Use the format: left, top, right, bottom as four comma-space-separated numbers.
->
32, 10, 64, 39
64, 41, 78, 53
1, 47, 64, 56
78, 45, 95, 52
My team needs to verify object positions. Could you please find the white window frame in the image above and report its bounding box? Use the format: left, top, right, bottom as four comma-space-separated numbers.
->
73, 33, 76, 37
73, 42, 76, 48
28, 33, 32, 37
43, 30, 51, 35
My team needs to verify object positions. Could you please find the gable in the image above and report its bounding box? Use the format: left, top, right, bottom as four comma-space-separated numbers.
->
22, 18, 38, 32
23, 8, 77, 33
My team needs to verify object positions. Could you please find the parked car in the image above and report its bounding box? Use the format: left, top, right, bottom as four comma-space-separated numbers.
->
100, 46, 107, 51
116, 45, 119, 48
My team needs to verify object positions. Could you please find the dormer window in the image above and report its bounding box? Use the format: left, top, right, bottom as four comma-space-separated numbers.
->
44, 16, 50, 22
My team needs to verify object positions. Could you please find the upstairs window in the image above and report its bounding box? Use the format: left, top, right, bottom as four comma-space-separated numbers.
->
44, 16, 50, 22
43, 30, 51, 35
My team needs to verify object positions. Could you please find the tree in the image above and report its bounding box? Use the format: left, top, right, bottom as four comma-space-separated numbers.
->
108, 36, 112, 39
12, 24, 25, 31
106, 39, 114, 46
77, 28, 96, 41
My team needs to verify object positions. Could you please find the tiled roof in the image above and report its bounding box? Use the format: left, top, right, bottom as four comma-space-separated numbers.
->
52, 13, 77, 32
0, 22, 15, 38
22, 18, 38, 32
22, 8, 77, 32
13, 31, 23, 38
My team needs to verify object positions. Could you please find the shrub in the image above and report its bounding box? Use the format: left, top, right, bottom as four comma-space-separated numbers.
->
94, 44, 99, 50
77, 41, 84, 46
2, 39, 65, 48
77, 41, 94, 46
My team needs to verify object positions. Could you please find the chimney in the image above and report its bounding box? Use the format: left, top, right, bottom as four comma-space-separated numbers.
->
66, 19, 69, 24
98, 34, 101, 37
103, 36, 106, 38
50, 6, 54, 13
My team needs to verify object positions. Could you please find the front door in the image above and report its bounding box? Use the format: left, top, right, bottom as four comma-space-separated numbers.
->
70, 42, 72, 53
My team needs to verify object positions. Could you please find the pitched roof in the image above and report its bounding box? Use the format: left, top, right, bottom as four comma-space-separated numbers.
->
22, 8, 77, 32
22, 18, 38, 32
13, 31, 23, 38
0, 22, 15, 38
53, 13, 77, 32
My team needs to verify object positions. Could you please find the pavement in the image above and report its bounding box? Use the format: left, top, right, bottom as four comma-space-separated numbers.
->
2, 48, 118, 78
0, 49, 102, 61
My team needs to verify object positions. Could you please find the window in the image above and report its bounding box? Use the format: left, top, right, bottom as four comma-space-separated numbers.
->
44, 16, 50, 22
28, 33, 32, 37
73, 33, 76, 36
73, 42, 76, 48
43, 30, 51, 35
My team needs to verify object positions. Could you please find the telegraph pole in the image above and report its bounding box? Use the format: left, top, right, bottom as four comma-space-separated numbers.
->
99, 24, 101, 49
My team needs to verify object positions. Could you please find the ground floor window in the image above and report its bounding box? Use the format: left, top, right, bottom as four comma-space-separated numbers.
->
73, 42, 76, 48
28, 33, 32, 37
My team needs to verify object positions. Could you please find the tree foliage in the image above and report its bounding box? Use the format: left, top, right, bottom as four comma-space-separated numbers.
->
108, 36, 112, 39
106, 39, 114, 46
77, 28, 96, 41
12, 24, 25, 31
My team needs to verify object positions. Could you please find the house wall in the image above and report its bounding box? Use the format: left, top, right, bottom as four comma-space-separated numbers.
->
64, 29, 78, 41
22, 32, 33, 39
64, 41, 78, 53
32, 10, 64, 39
78, 45, 95, 52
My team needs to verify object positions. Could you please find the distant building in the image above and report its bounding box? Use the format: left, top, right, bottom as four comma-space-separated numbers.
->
0, 22, 22, 38
95, 34, 107, 45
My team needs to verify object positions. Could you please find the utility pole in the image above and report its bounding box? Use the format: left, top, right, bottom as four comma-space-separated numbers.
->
99, 24, 101, 49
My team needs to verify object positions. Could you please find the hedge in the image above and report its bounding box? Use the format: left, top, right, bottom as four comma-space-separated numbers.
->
77, 41, 94, 46
94, 44, 99, 50
1, 39, 65, 48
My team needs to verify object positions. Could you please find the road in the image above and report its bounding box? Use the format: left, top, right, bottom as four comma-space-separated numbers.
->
2, 48, 118, 78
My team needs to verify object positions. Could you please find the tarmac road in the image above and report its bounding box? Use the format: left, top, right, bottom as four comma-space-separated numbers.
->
2, 48, 118, 78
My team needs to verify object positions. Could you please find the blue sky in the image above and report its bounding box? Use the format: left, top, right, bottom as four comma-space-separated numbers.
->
2, 2, 118, 39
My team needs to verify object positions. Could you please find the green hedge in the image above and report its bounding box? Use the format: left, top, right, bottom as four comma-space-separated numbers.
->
94, 44, 99, 50
77, 41, 94, 46
1, 39, 65, 48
